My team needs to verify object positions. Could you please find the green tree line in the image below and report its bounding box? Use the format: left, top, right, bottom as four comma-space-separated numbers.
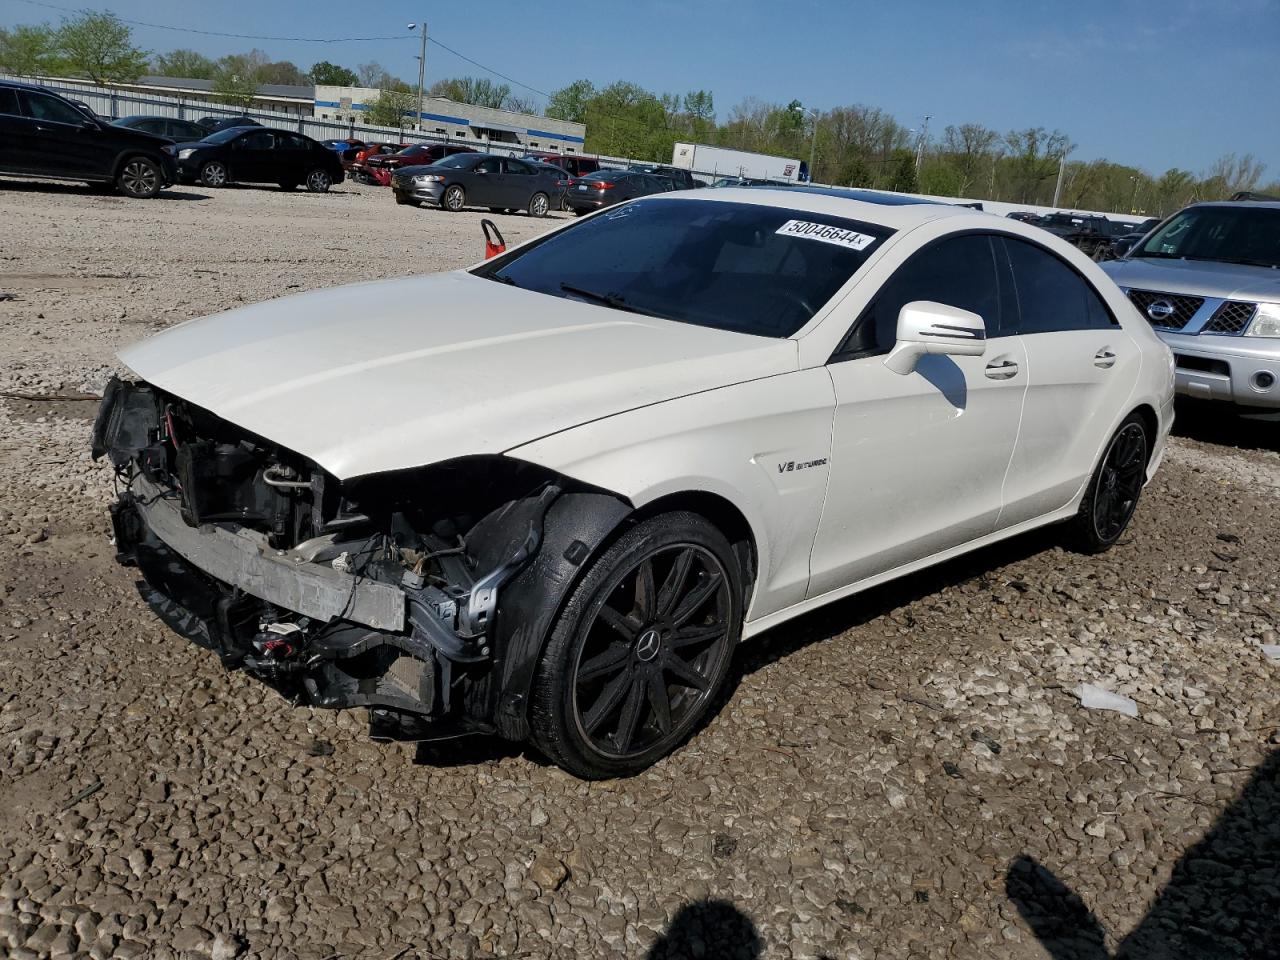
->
3, 12, 1274, 210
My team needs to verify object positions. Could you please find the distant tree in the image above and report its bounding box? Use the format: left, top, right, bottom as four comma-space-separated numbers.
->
1199, 153, 1266, 200
546, 79, 595, 124
366, 88, 416, 127
887, 148, 918, 193
940, 123, 1000, 196
211, 51, 268, 107
430, 76, 510, 109
0, 23, 62, 77
152, 48, 217, 80
504, 95, 541, 116
1003, 127, 1073, 204
357, 61, 390, 87
57, 11, 148, 83
257, 59, 308, 86
310, 60, 358, 86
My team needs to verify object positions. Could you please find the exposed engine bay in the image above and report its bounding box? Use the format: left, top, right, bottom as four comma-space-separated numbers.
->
92, 376, 629, 742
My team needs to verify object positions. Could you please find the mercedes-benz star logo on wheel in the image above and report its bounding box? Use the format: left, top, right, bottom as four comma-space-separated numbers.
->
1146, 300, 1175, 323
635, 628, 661, 662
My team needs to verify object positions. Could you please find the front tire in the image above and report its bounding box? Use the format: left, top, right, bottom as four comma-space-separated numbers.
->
529, 512, 742, 779
1064, 413, 1149, 554
443, 184, 466, 212
117, 157, 161, 198
199, 161, 227, 188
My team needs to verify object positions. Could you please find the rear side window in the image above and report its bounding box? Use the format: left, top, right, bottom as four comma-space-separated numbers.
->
1001, 237, 1116, 332
21, 92, 84, 125
837, 234, 1004, 358
280, 134, 308, 149
239, 131, 275, 150
0, 88, 20, 116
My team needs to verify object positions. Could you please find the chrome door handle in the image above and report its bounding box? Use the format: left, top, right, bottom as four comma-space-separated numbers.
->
1094, 348, 1117, 369
985, 359, 1019, 380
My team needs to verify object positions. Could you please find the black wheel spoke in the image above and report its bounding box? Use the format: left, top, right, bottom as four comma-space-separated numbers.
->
634, 558, 658, 621
582, 669, 632, 734
577, 641, 631, 683
596, 604, 639, 641
613, 677, 646, 753
670, 623, 725, 649
657, 548, 694, 616
646, 672, 673, 734
664, 653, 709, 692
671, 571, 723, 628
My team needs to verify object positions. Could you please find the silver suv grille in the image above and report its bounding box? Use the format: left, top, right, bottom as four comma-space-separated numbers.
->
1202, 300, 1256, 335
1126, 289, 1204, 330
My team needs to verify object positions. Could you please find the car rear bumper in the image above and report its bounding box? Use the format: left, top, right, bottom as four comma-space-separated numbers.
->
567, 194, 610, 211
1156, 331, 1280, 411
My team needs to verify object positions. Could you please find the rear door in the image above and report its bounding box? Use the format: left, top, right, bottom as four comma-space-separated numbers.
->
0, 87, 31, 172
277, 133, 313, 181
995, 236, 1140, 527
18, 89, 102, 178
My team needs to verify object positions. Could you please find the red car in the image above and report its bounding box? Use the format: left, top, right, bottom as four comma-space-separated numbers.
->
363, 143, 477, 185
523, 151, 601, 179
347, 142, 410, 182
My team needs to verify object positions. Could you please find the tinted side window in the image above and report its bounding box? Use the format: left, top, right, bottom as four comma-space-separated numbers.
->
504, 159, 533, 175
1002, 237, 1116, 333
281, 134, 308, 150
239, 131, 275, 150
0, 88, 20, 115
475, 157, 501, 174
837, 234, 1003, 358
139, 120, 167, 135
22, 92, 85, 125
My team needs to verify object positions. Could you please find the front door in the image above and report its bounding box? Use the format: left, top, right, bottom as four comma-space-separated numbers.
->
807, 234, 1027, 599
468, 155, 506, 206
0, 87, 31, 172
18, 90, 101, 178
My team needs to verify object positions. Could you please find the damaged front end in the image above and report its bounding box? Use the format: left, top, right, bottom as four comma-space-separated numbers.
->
93, 376, 628, 743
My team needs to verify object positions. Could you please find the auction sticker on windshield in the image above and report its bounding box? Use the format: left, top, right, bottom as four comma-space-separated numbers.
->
776, 219, 876, 251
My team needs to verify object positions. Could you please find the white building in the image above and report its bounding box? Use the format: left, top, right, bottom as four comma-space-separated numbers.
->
314, 86, 587, 153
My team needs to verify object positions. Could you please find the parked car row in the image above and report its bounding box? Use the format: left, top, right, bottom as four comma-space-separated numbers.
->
1004, 209, 1157, 260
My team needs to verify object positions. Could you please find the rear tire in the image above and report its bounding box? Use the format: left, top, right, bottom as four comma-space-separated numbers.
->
528, 192, 550, 217
529, 511, 742, 779
1064, 413, 1149, 554
117, 156, 161, 198
305, 168, 332, 193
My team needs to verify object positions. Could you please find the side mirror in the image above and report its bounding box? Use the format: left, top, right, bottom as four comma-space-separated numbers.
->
1112, 238, 1135, 258
884, 301, 986, 375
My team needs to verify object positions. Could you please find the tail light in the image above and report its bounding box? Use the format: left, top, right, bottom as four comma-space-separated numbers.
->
595, 181, 615, 190
557, 179, 569, 187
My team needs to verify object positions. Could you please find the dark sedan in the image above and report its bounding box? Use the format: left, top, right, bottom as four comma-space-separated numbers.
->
392, 153, 560, 216
196, 116, 262, 134
112, 115, 209, 143
566, 170, 673, 214
173, 127, 344, 192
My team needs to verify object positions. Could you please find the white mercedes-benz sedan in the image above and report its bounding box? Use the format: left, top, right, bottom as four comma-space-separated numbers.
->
94, 187, 1174, 778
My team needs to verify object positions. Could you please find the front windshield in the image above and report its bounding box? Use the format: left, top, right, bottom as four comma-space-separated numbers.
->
203, 127, 250, 144
1135, 206, 1280, 267
432, 153, 477, 170
475, 197, 892, 338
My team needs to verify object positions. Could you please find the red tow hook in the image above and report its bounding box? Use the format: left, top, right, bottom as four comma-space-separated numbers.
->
481, 219, 506, 260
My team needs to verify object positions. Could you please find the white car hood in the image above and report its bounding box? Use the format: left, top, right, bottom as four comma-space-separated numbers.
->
1102, 257, 1280, 302
119, 271, 797, 479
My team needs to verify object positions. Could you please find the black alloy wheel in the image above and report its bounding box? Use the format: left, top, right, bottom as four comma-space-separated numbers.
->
531, 512, 742, 778
1066, 413, 1149, 553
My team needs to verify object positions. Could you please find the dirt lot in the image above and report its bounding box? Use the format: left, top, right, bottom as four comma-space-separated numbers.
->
0, 177, 1277, 960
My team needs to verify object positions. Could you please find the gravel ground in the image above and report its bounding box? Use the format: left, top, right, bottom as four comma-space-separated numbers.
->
0, 177, 1277, 960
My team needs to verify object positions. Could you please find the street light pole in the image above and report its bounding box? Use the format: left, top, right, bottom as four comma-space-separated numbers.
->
791, 104, 818, 182
914, 114, 930, 176
408, 21, 427, 132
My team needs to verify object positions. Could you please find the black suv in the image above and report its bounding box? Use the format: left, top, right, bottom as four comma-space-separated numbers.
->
0, 79, 177, 198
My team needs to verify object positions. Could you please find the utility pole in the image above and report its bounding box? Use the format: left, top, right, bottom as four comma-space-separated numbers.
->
1051, 153, 1066, 208
408, 21, 427, 132
791, 104, 819, 182
914, 114, 930, 175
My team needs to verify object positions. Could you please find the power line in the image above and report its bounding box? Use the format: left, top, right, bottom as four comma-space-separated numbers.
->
426, 38, 549, 100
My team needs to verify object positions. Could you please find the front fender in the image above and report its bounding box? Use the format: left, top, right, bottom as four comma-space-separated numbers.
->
488, 491, 631, 740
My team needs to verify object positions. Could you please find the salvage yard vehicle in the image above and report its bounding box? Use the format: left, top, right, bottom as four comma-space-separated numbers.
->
0, 79, 178, 198
566, 169, 673, 214
95, 188, 1174, 778
1103, 198, 1280, 420
365, 142, 476, 178
111, 115, 210, 144
172, 127, 345, 192
393, 153, 560, 216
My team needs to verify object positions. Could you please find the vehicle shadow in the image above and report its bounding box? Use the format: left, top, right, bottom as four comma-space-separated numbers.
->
732, 524, 1062, 684
1172, 398, 1280, 453
646, 899, 764, 960
1004, 747, 1280, 959
0, 178, 210, 201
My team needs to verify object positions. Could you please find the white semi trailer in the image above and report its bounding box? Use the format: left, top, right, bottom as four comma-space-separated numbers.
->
671, 142, 807, 182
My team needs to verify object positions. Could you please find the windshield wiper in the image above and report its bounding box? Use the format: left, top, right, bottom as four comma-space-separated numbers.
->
488, 272, 519, 287
1211, 257, 1279, 269
559, 283, 642, 314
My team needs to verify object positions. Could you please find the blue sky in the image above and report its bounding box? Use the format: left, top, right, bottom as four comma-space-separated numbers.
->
7, 0, 1279, 174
